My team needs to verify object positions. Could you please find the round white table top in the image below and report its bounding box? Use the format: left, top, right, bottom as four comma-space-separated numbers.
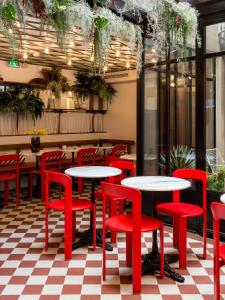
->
65, 166, 121, 179
220, 194, 225, 204
121, 176, 191, 192
120, 154, 157, 161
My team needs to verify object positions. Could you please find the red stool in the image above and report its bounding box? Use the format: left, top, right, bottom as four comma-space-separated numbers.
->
211, 202, 225, 300
101, 182, 164, 294
44, 171, 96, 260
0, 154, 20, 207
157, 168, 208, 269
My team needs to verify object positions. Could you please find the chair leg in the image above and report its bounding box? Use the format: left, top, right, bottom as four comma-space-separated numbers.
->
78, 178, 83, 195
173, 216, 179, 249
64, 210, 72, 260
132, 232, 141, 294
4, 181, 9, 207
29, 173, 33, 199
179, 217, 187, 269
16, 176, 19, 207
214, 255, 220, 300
72, 211, 76, 242
92, 204, 96, 251
102, 224, 107, 280
203, 214, 207, 259
45, 207, 49, 251
126, 232, 132, 267
110, 200, 117, 243
160, 222, 164, 278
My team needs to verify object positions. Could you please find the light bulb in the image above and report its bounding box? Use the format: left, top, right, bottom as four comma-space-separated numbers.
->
70, 41, 74, 47
45, 48, 49, 54
68, 91, 72, 97
8, 28, 13, 34
23, 52, 28, 60
103, 66, 108, 72
170, 82, 175, 87
126, 62, 130, 69
68, 59, 72, 66
116, 50, 120, 57
90, 55, 94, 62
151, 58, 157, 64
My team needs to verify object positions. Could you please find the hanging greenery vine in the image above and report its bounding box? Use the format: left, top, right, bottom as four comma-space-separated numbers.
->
0, 0, 200, 72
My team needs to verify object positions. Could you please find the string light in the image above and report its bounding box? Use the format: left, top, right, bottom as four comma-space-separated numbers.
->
116, 50, 120, 57
70, 40, 74, 47
68, 59, 72, 66
8, 28, 13, 34
103, 65, 108, 72
45, 47, 49, 54
68, 91, 72, 97
126, 61, 130, 69
151, 58, 157, 64
23, 52, 28, 60
90, 55, 94, 62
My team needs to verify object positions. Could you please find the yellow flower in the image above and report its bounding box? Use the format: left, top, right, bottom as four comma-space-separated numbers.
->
25, 129, 48, 136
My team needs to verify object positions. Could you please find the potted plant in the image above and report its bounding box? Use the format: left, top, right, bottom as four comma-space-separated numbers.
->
29, 67, 71, 109
73, 72, 117, 110
25, 128, 48, 153
159, 145, 195, 174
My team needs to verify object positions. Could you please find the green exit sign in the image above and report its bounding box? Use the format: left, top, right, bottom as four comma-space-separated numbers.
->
8, 59, 20, 68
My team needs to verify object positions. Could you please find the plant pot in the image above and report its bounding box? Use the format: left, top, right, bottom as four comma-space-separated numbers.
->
31, 136, 40, 153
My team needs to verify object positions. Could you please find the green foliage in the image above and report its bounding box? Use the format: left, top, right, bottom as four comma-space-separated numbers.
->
159, 145, 195, 174
73, 72, 117, 102
29, 67, 71, 99
0, 90, 45, 122
208, 167, 225, 192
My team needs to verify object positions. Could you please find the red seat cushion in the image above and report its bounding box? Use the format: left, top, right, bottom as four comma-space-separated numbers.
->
157, 202, 203, 218
0, 173, 16, 181
219, 244, 225, 262
47, 198, 92, 211
106, 214, 160, 233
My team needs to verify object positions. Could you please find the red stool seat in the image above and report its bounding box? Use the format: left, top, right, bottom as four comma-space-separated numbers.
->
157, 203, 203, 218
48, 198, 92, 211
106, 214, 161, 233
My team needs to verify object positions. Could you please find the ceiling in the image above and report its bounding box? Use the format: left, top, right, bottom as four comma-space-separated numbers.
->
0, 16, 138, 73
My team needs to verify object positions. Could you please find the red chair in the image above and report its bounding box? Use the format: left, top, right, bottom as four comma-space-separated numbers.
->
77, 147, 97, 195
105, 145, 126, 165
211, 202, 225, 300
157, 168, 208, 269
101, 182, 164, 294
45, 171, 96, 260
0, 154, 20, 207
29, 150, 65, 200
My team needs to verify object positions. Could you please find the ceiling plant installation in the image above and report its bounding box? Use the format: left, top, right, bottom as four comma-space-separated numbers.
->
0, 0, 200, 73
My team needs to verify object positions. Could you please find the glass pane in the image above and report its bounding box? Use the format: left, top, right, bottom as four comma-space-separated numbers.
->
144, 69, 159, 175
206, 23, 225, 53
206, 56, 225, 192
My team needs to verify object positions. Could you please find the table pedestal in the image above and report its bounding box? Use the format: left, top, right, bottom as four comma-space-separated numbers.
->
72, 179, 113, 251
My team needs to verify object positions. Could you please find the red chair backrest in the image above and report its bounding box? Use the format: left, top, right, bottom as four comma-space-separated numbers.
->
109, 160, 136, 184
41, 151, 64, 172
211, 202, 225, 258
172, 168, 208, 210
77, 147, 97, 166
44, 170, 72, 209
110, 145, 126, 157
101, 182, 142, 238
0, 154, 20, 174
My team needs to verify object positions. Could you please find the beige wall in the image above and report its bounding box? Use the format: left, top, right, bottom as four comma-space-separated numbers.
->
104, 80, 137, 152
0, 61, 137, 150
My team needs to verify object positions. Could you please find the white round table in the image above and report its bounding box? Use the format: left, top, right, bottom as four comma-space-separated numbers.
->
65, 166, 121, 250
220, 194, 225, 203
121, 176, 191, 192
120, 154, 157, 161
121, 175, 191, 282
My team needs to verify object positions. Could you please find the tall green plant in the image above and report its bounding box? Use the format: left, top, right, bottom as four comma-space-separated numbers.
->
159, 145, 195, 174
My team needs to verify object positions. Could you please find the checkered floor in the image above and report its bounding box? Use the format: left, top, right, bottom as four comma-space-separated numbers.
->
0, 183, 224, 300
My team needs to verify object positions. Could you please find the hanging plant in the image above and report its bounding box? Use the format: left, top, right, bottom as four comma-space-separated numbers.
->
29, 67, 71, 100
73, 72, 117, 102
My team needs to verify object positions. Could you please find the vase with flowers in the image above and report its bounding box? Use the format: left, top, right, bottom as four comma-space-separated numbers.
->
25, 128, 48, 153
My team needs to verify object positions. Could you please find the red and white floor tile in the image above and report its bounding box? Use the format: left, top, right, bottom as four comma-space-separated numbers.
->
0, 185, 224, 300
